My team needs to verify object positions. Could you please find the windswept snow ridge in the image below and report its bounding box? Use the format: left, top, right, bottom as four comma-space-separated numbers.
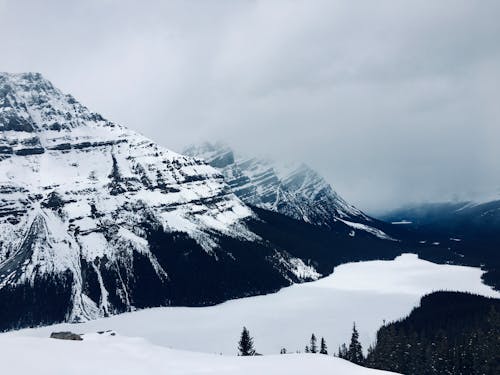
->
0, 334, 400, 375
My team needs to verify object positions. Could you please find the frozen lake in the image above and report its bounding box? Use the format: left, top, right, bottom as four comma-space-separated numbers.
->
8, 253, 499, 356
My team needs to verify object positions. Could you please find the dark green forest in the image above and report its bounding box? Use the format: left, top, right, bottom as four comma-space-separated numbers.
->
364, 292, 500, 375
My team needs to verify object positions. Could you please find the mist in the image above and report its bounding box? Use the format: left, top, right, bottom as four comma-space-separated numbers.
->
1, 0, 499, 213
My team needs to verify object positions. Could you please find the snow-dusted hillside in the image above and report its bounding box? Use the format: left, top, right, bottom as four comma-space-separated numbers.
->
0, 73, 328, 330
11, 254, 498, 356
0, 334, 399, 375
184, 142, 397, 244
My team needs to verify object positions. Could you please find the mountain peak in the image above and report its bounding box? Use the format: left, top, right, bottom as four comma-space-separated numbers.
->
0, 74, 268, 327
184, 142, 368, 226
0, 72, 106, 133
0, 71, 45, 82
0, 72, 58, 98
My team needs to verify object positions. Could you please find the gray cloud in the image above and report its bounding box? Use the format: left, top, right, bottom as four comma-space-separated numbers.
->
1, 0, 499, 213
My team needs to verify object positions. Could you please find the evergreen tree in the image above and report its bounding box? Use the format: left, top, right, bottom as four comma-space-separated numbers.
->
320, 337, 328, 354
347, 323, 364, 365
310, 333, 318, 353
337, 343, 348, 359
365, 344, 376, 368
305, 345, 310, 353
238, 327, 255, 356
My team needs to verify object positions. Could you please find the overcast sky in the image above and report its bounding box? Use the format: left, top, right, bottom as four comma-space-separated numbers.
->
1, 0, 499, 213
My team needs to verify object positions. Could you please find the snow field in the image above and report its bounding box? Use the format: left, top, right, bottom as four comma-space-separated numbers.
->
0, 333, 399, 374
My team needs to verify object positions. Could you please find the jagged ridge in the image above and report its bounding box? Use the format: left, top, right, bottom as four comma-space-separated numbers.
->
183, 142, 396, 241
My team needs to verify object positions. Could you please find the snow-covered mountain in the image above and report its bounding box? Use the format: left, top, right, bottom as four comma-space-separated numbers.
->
184, 142, 384, 230
0, 73, 331, 330
0, 73, 416, 332
183, 143, 500, 294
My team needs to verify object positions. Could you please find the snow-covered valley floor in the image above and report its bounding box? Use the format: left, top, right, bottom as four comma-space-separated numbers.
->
2, 254, 498, 374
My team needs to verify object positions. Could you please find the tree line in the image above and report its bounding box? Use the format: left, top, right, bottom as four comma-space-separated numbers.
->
237, 324, 360, 358
365, 292, 500, 375
237, 292, 500, 375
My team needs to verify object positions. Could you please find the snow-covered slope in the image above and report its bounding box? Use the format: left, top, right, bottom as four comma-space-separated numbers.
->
0, 334, 399, 375
184, 142, 392, 241
0, 73, 327, 330
11, 254, 498, 356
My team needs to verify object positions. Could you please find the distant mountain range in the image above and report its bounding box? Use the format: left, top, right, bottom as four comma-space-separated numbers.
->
381, 200, 500, 289
381, 199, 500, 236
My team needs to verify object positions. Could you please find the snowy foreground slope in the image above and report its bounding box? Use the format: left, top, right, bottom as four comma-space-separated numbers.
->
10, 254, 499, 356
0, 334, 399, 375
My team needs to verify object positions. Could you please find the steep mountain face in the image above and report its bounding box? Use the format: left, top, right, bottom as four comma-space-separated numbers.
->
0, 73, 329, 330
183, 142, 393, 234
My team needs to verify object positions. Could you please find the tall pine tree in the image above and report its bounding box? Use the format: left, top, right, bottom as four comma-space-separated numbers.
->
320, 337, 328, 354
347, 323, 364, 365
337, 343, 348, 359
238, 327, 255, 356
310, 333, 318, 353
